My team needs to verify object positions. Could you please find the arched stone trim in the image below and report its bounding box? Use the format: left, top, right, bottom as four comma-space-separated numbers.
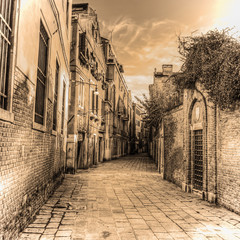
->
186, 89, 208, 200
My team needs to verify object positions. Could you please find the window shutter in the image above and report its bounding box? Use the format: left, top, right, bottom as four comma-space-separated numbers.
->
79, 32, 86, 56
92, 90, 95, 113
96, 95, 98, 115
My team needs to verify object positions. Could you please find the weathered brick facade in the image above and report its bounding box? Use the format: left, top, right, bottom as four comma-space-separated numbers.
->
0, 0, 71, 238
0, 68, 65, 239
217, 109, 240, 213
164, 106, 184, 187
149, 65, 240, 213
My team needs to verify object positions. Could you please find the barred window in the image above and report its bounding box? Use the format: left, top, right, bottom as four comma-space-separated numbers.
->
0, 0, 14, 109
61, 82, 66, 134
53, 60, 59, 131
35, 21, 49, 125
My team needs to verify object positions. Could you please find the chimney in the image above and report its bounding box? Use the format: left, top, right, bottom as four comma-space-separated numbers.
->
162, 64, 173, 75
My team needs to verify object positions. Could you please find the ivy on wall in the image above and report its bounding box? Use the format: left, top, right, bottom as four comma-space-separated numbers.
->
174, 28, 240, 110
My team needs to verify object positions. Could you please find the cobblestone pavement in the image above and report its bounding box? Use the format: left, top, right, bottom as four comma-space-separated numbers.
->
19, 154, 240, 240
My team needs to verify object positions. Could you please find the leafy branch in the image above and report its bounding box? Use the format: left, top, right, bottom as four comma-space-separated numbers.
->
174, 28, 240, 110
135, 92, 181, 129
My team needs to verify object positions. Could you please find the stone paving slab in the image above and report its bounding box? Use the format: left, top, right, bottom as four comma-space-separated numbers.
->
18, 154, 240, 240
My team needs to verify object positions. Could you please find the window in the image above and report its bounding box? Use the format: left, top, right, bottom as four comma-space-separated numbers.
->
91, 89, 95, 113
53, 60, 59, 131
61, 82, 66, 134
66, 0, 69, 27
101, 100, 104, 117
78, 82, 84, 108
113, 86, 116, 111
35, 21, 49, 125
92, 24, 94, 37
0, 0, 15, 109
96, 94, 98, 115
79, 32, 86, 63
105, 87, 108, 101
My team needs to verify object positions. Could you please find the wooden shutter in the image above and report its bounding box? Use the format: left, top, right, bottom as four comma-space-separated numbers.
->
79, 32, 86, 57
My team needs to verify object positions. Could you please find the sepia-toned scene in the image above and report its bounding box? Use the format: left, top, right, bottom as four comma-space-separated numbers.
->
1, 0, 240, 239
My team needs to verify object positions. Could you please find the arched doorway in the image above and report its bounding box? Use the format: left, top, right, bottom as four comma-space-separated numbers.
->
189, 99, 207, 198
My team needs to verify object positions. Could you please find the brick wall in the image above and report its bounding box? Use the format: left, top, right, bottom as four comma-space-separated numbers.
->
218, 109, 240, 213
151, 82, 240, 212
163, 106, 184, 187
0, 67, 65, 239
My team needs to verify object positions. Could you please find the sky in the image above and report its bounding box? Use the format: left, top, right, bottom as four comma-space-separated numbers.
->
73, 0, 240, 99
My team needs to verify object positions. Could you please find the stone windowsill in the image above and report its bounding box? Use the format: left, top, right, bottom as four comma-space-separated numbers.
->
51, 129, 57, 136
0, 108, 14, 123
32, 122, 47, 132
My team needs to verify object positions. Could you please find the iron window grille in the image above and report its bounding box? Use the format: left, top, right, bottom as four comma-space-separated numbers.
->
193, 129, 203, 191
0, 0, 14, 109
35, 21, 49, 125
53, 60, 59, 131
61, 82, 66, 134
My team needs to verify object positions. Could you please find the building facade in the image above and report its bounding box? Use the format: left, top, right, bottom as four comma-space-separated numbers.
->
0, 0, 71, 238
132, 103, 145, 153
67, 3, 106, 172
66, 3, 133, 172
149, 64, 240, 213
102, 38, 132, 160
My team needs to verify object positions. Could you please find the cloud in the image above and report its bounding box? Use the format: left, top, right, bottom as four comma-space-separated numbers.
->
124, 75, 152, 101
98, 9, 225, 99
100, 17, 184, 73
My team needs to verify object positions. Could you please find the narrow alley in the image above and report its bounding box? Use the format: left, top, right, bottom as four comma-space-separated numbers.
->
19, 154, 240, 240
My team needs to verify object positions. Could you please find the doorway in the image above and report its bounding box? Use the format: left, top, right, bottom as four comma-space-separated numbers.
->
77, 140, 83, 169
193, 129, 203, 191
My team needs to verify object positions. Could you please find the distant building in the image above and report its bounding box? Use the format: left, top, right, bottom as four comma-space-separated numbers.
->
67, 3, 133, 171
132, 103, 145, 153
102, 38, 132, 159
0, 0, 71, 238
67, 3, 107, 171
149, 64, 180, 100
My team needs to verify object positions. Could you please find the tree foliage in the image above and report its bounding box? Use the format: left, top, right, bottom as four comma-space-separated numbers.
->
174, 28, 240, 110
135, 93, 180, 129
